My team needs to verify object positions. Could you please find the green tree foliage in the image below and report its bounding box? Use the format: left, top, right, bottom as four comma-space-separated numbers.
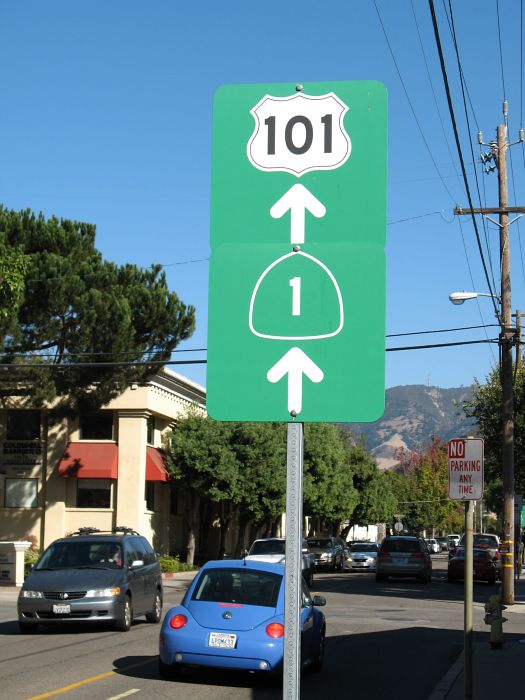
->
465, 366, 525, 513
230, 422, 287, 526
0, 206, 195, 410
303, 423, 359, 530
392, 438, 463, 533
0, 240, 28, 330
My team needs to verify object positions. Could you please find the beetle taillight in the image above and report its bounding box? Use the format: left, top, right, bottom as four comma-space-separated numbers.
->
266, 622, 284, 638
169, 614, 188, 629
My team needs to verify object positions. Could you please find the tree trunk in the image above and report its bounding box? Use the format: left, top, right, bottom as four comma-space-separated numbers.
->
234, 514, 251, 558
183, 493, 200, 567
218, 503, 233, 559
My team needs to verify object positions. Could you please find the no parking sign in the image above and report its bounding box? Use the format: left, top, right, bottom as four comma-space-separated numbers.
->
448, 438, 484, 500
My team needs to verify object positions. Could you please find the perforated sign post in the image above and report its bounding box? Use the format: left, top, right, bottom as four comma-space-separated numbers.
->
208, 81, 387, 700
448, 437, 484, 700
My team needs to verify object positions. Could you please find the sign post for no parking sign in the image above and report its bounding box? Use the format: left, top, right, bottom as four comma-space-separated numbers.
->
448, 437, 484, 700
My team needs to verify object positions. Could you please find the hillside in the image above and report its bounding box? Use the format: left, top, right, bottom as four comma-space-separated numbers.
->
343, 385, 477, 469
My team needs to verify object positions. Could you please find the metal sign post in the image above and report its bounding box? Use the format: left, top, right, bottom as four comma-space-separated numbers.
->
448, 438, 484, 700
464, 500, 474, 700
284, 422, 303, 700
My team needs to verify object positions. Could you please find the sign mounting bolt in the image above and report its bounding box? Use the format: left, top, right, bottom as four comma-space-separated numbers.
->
295, 84, 303, 92
290, 410, 297, 418
293, 245, 300, 252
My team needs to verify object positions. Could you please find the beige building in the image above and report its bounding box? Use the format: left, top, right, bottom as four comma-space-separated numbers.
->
0, 369, 206, 558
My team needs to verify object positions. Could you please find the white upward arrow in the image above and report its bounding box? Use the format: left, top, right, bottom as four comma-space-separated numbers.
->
267, 347, 324, 415
270, 184, 326, 245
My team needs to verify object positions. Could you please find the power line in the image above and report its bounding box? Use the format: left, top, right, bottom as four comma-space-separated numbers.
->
0, 337, 499, 371
445, 0, 498, 298
387, 324, 499, 338
496, 0, 507, 103
428, 0, 501, 323
374, 0, 458, 204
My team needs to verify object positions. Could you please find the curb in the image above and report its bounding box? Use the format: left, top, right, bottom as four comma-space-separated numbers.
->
427, 650, 463, 700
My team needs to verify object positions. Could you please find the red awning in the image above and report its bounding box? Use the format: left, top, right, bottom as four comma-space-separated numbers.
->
146, 446, 170, 482
58, 442, 118, 479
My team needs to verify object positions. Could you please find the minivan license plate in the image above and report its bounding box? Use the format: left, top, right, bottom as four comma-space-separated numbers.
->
52, 604, 71, 614
209, 632, 237, 648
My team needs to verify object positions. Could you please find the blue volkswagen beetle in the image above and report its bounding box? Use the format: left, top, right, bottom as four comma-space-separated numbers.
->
159, 559, 326, 679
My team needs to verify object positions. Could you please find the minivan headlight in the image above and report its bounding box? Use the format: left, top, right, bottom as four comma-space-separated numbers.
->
85, 587, 121, 598
20, 590, 43, 598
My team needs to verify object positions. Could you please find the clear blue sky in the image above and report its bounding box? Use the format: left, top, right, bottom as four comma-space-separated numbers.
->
1, 1, 524, 391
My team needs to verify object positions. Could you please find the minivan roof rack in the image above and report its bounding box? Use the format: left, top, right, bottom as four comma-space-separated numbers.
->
71, 526, 140, 537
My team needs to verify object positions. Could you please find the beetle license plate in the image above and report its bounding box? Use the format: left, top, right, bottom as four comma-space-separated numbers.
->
52, 604, 71, 614
209, 632, 237, 648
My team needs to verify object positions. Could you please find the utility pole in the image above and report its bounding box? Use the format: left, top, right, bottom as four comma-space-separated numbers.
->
454, 103, 525, 605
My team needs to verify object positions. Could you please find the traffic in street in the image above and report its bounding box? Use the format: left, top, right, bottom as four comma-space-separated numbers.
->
0, 553, 502, 700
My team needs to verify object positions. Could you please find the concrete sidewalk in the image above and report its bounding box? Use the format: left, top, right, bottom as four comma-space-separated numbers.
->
429, 576, 525, 699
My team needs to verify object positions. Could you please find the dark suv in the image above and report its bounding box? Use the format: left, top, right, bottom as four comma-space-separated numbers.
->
18, 527, 163, 633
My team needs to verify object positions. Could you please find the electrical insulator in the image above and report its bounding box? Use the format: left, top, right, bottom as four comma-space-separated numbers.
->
520, 127, 524, 142
477, 131, 483, 145
503, 100, 508, 119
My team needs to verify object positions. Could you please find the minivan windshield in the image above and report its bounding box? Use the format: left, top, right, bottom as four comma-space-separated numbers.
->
307, 539, 333, 549
36, 541, 123, 570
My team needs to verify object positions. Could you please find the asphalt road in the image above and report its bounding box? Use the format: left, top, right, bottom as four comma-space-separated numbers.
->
0, 555, 498, 700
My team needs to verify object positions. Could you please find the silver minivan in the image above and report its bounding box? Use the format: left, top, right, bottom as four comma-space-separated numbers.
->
18, 527, 163, 633
376, 535, 432, 583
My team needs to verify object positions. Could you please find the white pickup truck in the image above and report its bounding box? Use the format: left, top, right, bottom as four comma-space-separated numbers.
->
244, 537, 316, 587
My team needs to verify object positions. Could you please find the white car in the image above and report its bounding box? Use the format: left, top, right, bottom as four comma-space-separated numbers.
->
244, 537, 315, 587
343, 542, 379, 571
425, 539, 440, 554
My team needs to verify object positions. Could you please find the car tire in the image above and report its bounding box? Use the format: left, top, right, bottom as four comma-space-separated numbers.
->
159, 657, 181, 680
115, 595, 132, 632
146, 589, 163, 624
18, 621, 38, 634
310, 628, 325, 672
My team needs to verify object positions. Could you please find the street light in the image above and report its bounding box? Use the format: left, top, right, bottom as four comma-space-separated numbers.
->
449, 291, 501, 306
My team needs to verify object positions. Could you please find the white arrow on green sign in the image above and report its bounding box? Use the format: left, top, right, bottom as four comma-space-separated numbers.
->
207, 81, 387, 423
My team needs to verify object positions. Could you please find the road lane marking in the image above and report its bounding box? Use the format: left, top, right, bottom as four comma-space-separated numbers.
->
105, 690, 140, 700
26, 659, 152, 699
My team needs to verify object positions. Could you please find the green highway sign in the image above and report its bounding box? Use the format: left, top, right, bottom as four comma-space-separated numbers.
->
207, 81, 387, 422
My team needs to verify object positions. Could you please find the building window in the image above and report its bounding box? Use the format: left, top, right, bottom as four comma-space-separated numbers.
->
79, 413, 114, 440
147, 416, 155, 446
77, 479, 111, 508
6, 411, 41, 440
5, 478, 38, 508
145, 481, 155, 512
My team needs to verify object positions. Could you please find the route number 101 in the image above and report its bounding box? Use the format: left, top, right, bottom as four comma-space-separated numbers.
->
264, 114, 333, 155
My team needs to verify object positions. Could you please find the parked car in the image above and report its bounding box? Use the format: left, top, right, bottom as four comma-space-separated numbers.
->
436, 537, 449, 552
244, 537, 315, 587
425, 539, 440, 554
447, 547, 498, 584
17, 527, 163, 633
158, 559, 326, 679
306, 536, 346, 572
448, 534, 461, 549
343, 542, 379, 571
455, 533, 501, 571
376, 535, 432, 583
